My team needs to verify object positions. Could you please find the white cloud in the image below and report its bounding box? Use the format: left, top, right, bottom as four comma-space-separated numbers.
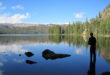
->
74, 12, 85, 18
12, 5, 24, 9
0, 13, 29, 23
0, 2, 6, 10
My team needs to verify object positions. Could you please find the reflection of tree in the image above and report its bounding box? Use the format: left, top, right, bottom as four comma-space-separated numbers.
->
49, 35, 110, 62
97, 37, 110, 51
49, 35, 87, 47
0, 36, 50, 45
100, 50, 110, 63
49, 35, 61, 43
97, 37, 110, 62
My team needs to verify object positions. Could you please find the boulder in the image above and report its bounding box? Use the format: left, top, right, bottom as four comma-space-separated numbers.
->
101, 72, 110, 75
42, 49, 71, 60
25, 52, 34, 57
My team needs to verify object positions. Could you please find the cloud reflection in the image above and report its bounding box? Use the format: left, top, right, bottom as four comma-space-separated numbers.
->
75, 49, 83, 55
0, 44, 28, 55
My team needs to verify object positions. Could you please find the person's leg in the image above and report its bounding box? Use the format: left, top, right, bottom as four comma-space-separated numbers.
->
93, 50, 96, 62
90, 47, 92, 61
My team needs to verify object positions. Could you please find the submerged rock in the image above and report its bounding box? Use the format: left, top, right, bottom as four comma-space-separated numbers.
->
42, 49, 71, 60
25, 52, 34, 57
26, 60, 37, 64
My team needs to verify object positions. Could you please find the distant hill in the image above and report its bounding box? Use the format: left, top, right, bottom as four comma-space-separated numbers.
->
0, 23, 50, 34
99, 5, 110, 19
0, 23, 68, 34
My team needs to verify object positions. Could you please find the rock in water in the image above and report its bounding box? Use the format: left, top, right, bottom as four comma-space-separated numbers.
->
50, 54, 71, 59
101, 72, 110, 75
42, 49, 71, 60
42, 49, 55, 55
25, 52, 34, 57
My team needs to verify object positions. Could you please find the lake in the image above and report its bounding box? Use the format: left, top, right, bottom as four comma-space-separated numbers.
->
0, 34, 110, 75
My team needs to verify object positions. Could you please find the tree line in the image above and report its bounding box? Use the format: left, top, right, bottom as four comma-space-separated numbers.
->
49, 5, 110, 35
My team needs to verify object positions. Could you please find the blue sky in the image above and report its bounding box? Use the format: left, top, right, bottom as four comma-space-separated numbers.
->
0, 0, 110, 24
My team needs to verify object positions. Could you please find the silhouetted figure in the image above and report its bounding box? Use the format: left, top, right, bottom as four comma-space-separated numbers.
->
88, 32, 96, 61
25, 51, 34, 57
87, 33, 96, 75
25, 60, 37, 64
42, 49, 71, 60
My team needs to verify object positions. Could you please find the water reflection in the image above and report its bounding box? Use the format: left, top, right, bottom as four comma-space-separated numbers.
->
87, 45, 96, 75
25, 60, 37, 64
75, 49, 83, 55
13, 59, 24, 63
0, 35, 110, 75
0, 44, 27, 55
0, 35, 110, 61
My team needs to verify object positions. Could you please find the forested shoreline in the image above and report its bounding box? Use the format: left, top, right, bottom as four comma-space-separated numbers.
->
49, 5, 110, 36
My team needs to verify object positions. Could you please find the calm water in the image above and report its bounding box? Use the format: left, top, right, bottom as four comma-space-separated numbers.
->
0, 35, 110, 75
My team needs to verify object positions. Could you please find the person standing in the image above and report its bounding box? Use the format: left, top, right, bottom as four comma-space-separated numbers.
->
87, 32, 96, 75
88, 32, 96, 61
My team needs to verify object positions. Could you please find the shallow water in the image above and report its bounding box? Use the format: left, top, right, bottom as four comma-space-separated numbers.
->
0, 35, 110, 75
